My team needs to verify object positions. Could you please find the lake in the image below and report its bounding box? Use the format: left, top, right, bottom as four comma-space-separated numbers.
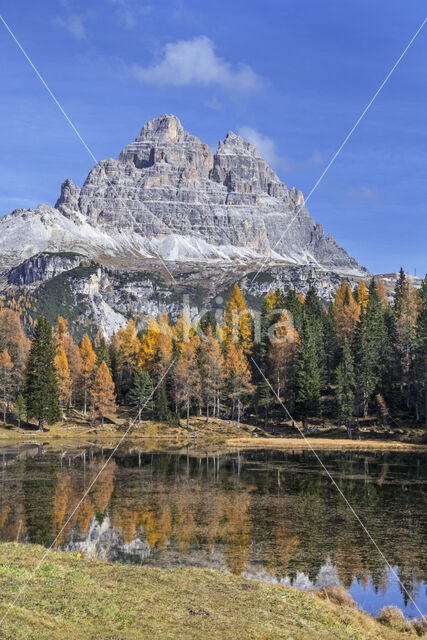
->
0, 443, 426, 618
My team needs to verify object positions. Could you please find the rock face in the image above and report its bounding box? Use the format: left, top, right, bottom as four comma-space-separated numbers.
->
0, 114, 370, 334
0, 114, 365, 275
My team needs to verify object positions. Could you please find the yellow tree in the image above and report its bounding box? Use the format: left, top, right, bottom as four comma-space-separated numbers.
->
54, 347, 71, 415
0, 350, 14, 424
225, 342, 254, 427
80, 333, 97, 415
63, 334, 82, 407
355, 281, 369, 311
175, 307, 193, 349
200, 327, 224, 422
375, 279, 388, 306
332, 280, 360, 344
268, 310, 298, 402
155, 314, 174, 383
139, 317, 160, 371
92, 361, 117, 427
116, 319, 140, 399
223, 284, 253, 355
0, 309, 30, 388
174, 340, 201, 429
53, 316, 69, 350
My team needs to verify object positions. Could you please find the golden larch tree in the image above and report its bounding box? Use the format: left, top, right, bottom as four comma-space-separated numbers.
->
139, 317, 160, 371
355, 281, 369, 311
0, 349, 14, 424
224, 342, 254, 427
223, 284, 253, 355
174, 340, 201, 429
54, 347, 71, 415
332, 280, 360, 343
92, 360, 117, 427
80, 333, 97, 415
268, 310, 298, 402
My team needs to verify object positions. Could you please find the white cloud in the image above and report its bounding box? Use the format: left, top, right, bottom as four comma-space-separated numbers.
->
237, 126, 291, 170
348, 186, 380, 199
52, 15, 86, 39
129, 36, 263, 92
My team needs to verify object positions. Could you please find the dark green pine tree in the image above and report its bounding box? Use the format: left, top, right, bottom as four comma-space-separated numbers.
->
24, 316, 61, 431
354, 280, 390, 417
304, 287, 327, 386
284, 289, 304, 334
295, 311, 321, 427
129, 369, 154, 421
335, 337, 356, 437
95, 336, 111, 373
414, 276, 427, 428
393, 267, 407, 316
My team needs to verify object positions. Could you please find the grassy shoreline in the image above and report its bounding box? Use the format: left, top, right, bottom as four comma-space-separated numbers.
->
0, 542, 422, 639
1, 415, 426, 453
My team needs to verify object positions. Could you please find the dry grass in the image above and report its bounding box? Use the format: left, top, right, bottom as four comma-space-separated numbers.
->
225, 436, 427, 452
0, 543, 417, 640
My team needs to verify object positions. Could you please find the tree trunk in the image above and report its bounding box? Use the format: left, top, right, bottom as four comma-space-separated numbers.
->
186, 399, 190, 430
83, 386, 87, 416
101, 415, 104, 428
138, 407, 142, 422
237, 398, 241, 428
206, 403, 209, 425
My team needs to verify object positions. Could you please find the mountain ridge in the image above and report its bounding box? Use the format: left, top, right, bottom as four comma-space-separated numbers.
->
0, 114, 366, 276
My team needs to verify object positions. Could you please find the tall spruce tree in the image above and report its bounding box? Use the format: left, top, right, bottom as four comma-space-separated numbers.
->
354, 280, 390, 417
295, 311, 321, 427
414, 276, 427, 427
335, 337, 356, 437
24, 316, 61, 430
129, 369, 154, 422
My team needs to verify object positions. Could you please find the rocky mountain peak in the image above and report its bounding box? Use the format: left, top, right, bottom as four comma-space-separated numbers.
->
217, 131, 261, 158
0, 113, 366, 279
136, 114, 186, 144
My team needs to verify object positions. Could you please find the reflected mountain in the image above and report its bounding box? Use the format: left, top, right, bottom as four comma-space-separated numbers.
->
1, 445, 426, 617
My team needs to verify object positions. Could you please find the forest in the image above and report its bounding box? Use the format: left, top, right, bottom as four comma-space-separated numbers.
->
0, 268, 425, 434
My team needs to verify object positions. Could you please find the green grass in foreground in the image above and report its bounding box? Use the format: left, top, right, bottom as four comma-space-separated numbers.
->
0, 543, 421, 639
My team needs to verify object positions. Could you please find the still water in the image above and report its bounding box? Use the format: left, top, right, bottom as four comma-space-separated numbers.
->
0, 443, 426, 618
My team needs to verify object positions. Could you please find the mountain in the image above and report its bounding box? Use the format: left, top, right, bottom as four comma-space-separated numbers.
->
0, 114, 368, 335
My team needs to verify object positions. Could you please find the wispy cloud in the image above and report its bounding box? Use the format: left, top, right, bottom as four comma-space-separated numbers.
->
237, 127, 325, 174
128, 36, 264, 92
108, 0, 153, 30
51, 15, 86, 40
237, 126, 291, 170
347, 186, 381, 199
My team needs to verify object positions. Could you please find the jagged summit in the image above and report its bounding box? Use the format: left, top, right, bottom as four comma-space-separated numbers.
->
136, 114, 188, 143
0, 114, 366, 277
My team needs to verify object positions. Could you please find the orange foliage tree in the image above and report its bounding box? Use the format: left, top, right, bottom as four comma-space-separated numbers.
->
91, 360, 117, 427
80, 333, 97, 414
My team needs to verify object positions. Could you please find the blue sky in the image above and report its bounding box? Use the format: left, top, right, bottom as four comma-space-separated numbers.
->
0, 0, 425, 275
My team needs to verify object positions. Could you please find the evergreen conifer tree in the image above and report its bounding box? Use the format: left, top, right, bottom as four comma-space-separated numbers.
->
129, 369, 154, 421
335, 337, 356, 437
295, 311, 321, 427
24, 316, 61, 430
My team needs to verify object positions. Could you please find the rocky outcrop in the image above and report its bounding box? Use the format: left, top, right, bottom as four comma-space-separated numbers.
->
0, 114, 371, 333
0, 114, 366, 276
7, 251, 84, 285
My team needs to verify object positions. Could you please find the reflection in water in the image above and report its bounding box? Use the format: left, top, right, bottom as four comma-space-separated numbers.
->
0, 445, 426, 617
